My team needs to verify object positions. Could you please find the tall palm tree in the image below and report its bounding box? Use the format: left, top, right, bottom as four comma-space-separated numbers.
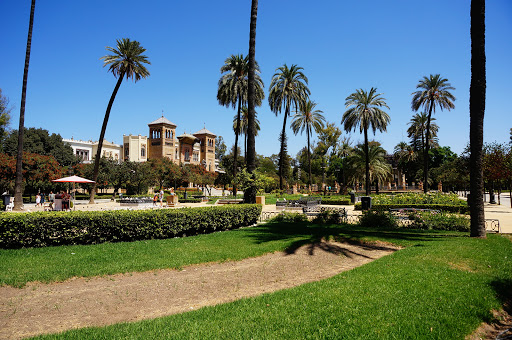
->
217, 54, 264, 197
341, 88, 390, 195
469, 0, 486, 238
233, 107, 260, 159
407, 112, 439, 152
245, 0, 259, 204
268, 64, 310, 190
89, 38, 150, 204
411, 74, 455, 193
291, 100, 325, 190
13, 0, 36, 211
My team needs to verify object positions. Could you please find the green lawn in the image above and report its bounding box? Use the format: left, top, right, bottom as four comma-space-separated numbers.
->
4, 224, 510, 339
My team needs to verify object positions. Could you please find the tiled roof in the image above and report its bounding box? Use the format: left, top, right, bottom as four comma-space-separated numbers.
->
193, 128, 216, 136
148, 116, 176, 126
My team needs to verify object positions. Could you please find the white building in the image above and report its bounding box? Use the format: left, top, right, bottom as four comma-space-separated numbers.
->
63, 138, 123, 163
123, 134, 148, 162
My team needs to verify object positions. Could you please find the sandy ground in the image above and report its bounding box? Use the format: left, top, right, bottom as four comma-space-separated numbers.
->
0, 241, 396, 339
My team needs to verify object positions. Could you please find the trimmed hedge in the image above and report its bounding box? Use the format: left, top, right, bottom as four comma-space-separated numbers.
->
320, 197, 351, 205
179, 198, 202, 203
354, 203, 469, 213
0, 204, 262, 249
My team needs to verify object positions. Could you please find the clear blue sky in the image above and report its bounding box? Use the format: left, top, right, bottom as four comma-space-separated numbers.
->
2, 0, 511, 158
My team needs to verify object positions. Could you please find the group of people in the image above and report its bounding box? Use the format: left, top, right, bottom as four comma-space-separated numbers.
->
35, 191, 72, 210
153, 188, 175, 207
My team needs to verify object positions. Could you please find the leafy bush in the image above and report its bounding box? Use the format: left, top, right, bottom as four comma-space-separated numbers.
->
354, 203, 469, 213
371, 192, 466, 205
0, 204, 262, 249
359, 211, 398, 229
320, 197, 351, 205
267, 212, 308, 223
407, 211, 470, 231
179, 198, 202, 203
312, 210, 344, 224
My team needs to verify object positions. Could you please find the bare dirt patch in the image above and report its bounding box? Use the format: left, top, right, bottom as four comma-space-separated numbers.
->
0, 241, 396, 339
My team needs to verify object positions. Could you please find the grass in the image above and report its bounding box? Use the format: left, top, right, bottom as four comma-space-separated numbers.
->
4, 224, 510, 339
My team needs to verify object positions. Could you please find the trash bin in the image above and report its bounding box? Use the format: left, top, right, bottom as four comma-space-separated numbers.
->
183, 192, 188, 199
466, 193, 471, 208
349, 192, 355, 204
361, 196, 372, 210
2, 194, 11, 210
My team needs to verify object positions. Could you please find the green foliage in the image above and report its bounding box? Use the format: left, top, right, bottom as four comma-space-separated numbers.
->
371, 192, 466, 205
312, 210, 343, 224
320, 197, 351, 205
179, 198, 202, 203
407, 211, 470, 231
267, 212, 308, 223
0, 88, 12, 146
355, 203, 469, 213
0, 204, 262, 249
359, 211, 398, 228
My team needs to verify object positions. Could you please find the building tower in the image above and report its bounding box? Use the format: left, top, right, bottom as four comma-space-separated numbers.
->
193, 127, 216, 172
147, 115, 178, 163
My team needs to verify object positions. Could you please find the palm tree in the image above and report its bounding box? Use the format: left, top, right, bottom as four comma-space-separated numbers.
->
217, 54, 264, 197
341, 88, 390, 195
233, 107, 260, 159
89, 38, 150, 204
268, 64, 310, 190
291, 100, 325, 190
469, 0, 486, 237
349, 143, 392, 193
407, 112, 439, 152
13, 0, 36, 211
245, 0, 259, 204
411, 74, 455, 193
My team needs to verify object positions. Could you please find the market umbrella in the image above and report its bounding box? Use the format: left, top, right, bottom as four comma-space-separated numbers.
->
52, 175, 95, 210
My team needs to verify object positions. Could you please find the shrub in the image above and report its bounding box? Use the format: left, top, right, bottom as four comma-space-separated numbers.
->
354, 203, 469, 213
179, 198, 202, 203
320, 197, 351, 205
268, 212, 308, 223
312, 210, 344, 224
371, 193, 466, 206
407, 211, 470, 231
359, 211, 398, 229
0, 204, 262, 249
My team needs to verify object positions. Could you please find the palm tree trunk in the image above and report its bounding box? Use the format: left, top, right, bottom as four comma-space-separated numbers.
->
244, 0, 258, 203
307, 125, 312, 190
424, 104, 433, 193
232, 97, 242, 198
469, 0, 486, 238
364, 128, 370, 195
13, 0, 36, 211
89, 72, 124, 204
279, 101, 289, 191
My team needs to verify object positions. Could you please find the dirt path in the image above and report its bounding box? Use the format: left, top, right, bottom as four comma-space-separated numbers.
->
0, 241, 396, 339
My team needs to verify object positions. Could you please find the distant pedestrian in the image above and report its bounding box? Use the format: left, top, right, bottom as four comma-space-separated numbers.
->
159, 188, 164, 207
35, 193, 41, 206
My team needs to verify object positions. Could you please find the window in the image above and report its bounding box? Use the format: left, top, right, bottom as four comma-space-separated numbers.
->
141, 144, 146, 158
185, 150, 190, 161
76, 149, 89, 161
193, 152, 198, 162
175, 149, 178, 159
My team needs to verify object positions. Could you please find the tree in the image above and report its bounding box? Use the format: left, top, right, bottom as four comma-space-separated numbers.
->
215, 136, 227, 161
217, 54, 264, 198
233, 107, 260, 158
469, 0, 486, 237
14, 0, 36, 211
268, 64, 310, 190
3, 128, 75, 166
89, 38, 150, 203
245, 0, 260, 203
407, 112, 439, 152
0, 89, 12, 147
291, 100, 325, 190
341, 88, 390, 195
412, 74, 455, 193
348, 143, 391, 193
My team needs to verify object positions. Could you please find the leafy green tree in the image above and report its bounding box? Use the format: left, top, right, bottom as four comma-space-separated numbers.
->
412, 74, 455, 193
14, 0, 36, 211
341, 88, 390, 195
407, 112, 439, 152
89, 38, 150, 203
291, 100, 325, 189
215, 136, 227, 161
269, 64, 310, 190
217, 54, 264, 197
3, 128, 75, 166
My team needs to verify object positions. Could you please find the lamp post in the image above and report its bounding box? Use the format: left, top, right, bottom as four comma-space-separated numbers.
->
322, 158, 326, 196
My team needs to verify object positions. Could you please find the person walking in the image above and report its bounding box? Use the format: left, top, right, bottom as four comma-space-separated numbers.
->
159, 188, 164, 207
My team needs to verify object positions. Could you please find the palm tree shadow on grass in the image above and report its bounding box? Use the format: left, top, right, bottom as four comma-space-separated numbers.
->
244, 222, 466, 256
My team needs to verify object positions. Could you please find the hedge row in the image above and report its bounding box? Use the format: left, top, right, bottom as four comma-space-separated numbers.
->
320, 198, 351, 205
179, 198, 202, 203
354, 203, 469, 213
0, 204, 262, 249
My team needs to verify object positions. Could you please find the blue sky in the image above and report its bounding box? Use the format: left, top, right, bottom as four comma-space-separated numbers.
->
2, 0, 511, 158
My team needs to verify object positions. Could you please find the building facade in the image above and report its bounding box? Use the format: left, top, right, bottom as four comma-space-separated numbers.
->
63, 138, 122, 164
123, 134, 148, 162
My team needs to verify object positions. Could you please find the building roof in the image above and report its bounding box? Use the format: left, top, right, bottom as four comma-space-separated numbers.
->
193, 128, 216, 136
148, 116, 177, 127
177, 133, 200, 143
